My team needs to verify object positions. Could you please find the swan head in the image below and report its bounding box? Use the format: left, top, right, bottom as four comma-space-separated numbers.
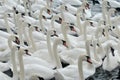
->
60, 4, 68, 11
9, 35, 20, 45
79, 55, 92, 64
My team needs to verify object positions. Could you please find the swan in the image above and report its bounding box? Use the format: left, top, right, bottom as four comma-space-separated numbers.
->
55, 54, 93, 80
59, 39, 93, 65
33, 6, 52, 20
0, 34, 20, 62
57, 4, 77, 25
38, 6, 52, 33
99, 0, 120, 8
54, 3, 77, 15
102, 43, 120, 71
17, 48, 56, 80
7, 35, 55, 69
92, 0, 108, 21
31, 29, 59, 64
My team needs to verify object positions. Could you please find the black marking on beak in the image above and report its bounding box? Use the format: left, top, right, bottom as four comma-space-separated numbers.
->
110, 47, 115, 56
62, 40, 68, 48
14, 37, 20, 45
24, 49, 31, 56
86, 56, 92, 64
102, 29, 105, 36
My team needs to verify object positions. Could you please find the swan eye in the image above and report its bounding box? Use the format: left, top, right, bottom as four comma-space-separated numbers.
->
42, 15, 46, 20
90, 44, 93, 46
21, 13, 25, 17
97, 43, 100, 47
112, 26, 115, 29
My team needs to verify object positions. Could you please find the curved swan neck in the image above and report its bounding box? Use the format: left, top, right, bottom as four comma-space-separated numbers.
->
11, 46, 18, 80
39, 7, 47, 33
29, 27, 36, 51
23, 23, 30, 46
83, 20, 89, 40
53, 39, 62, 69
76, 7, 83, 35
51, 15, 59, 29
102, 1, 107, 21
93, 40, 100, 61
23, 0, 28, 16
105, 25, 109, 39
61, 22, 71, 49
47, 30, 54, 61
18, 19, 24, 46
86, 40, 91, 57
78, 55, 85, 80
18, 49, 25, 80
4, 13, 12, 34
107, 9, 115, 27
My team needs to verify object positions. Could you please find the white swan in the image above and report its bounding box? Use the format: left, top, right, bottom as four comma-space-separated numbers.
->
102, 42, 120, 71
55, 54, 93, 80
92, 0, 108, 21
17, 48, 56, 80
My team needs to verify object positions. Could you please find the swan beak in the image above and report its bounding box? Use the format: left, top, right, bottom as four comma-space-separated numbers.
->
111, 47, 115, 56
86, 56, 92, 64
62, 40, 69, 48
87, 59, 92, 64
24, 49, 31, 56
47, 9, 51, 15
69, 26, 77, 32
14, 37, 20, 45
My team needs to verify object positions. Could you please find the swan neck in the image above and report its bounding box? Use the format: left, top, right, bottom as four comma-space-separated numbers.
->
4, 13, 12, 34
86, 40, 90, 56
29, 28, 36, 51
8, 37, 13, 49
61, 23, 71, 49
47, 31, 53, 61
18, 49, 25, 80
11, 46, 18, 80
76, 9, 82, 35
93, 40, 100, 61
18, 19, 24, 46
78, 56, 84, 80
23, 0, 28, 16
102, 1, 107, 21
83, 21, 87, 40
39, 8, 46, 33
53, 40, 62, 68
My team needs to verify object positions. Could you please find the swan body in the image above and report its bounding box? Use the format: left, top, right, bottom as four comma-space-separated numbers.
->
56, 54, 94, 80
